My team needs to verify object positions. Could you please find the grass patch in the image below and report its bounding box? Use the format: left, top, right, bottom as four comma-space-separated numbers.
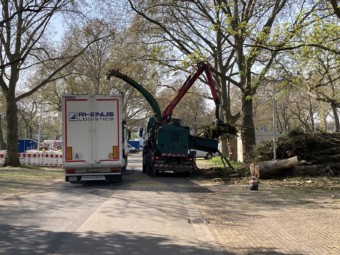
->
0, 166, 63, 199
206, 156, 244, 169
195, 157, 247, 179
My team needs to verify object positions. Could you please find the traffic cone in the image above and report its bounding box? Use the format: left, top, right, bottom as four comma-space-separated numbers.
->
249, 175, 258, 190
249, 163, 260, 190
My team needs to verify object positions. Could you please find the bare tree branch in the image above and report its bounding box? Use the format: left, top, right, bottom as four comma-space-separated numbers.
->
329, 0, 340, 19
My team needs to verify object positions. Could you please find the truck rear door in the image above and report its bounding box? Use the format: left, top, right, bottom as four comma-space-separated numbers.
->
63, 95, 123, 169
92, 96, 122, 166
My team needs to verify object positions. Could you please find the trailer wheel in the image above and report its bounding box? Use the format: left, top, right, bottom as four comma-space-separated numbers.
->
205, 153, 213, 160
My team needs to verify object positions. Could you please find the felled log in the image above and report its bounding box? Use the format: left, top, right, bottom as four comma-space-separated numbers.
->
256, 156, 299, 178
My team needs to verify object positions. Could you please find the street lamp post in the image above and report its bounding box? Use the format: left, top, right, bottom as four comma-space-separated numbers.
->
37, 104, 42, 150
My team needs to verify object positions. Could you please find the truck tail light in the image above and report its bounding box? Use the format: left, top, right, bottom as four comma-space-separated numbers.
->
67, 147, 72, 160
112, 146, 118, 160
65, 169, 75, 174
110, 168, 120, 173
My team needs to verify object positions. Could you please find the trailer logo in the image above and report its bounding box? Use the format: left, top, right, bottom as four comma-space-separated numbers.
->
69, 112, 115, 121
69, 113, 78, 121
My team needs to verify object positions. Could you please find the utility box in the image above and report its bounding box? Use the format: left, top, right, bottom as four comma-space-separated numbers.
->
18, 139, 38, 153
128, 140, 140, 149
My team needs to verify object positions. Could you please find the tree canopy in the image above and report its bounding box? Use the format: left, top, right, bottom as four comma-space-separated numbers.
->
0, 0, 339, 165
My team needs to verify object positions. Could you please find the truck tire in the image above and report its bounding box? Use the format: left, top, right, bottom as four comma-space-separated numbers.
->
123, 155, 128, 171
142, 161, 147, 173
184, 171, 192, 177
146, 158, 155, 177
70, 181, 81, 184
205, 153, 213, 160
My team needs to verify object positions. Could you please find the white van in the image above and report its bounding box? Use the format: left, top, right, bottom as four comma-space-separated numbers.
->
191, 150, 215, 159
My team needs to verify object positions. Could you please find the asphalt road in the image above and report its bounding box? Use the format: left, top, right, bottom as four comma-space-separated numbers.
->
0, 153, 221, 255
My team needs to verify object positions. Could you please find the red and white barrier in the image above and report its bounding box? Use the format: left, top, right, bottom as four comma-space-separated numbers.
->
0, 150, 62, 167
40, 152, 63, 166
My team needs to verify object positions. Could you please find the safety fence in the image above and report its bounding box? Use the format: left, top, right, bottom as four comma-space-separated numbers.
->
0, 150, 62, 167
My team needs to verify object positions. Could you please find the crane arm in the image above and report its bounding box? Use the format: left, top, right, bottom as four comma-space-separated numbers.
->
162, 62, 221, 124
107, 69, 162, 124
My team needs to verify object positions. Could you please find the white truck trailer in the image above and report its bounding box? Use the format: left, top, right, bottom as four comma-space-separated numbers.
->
62, 94, 126, 183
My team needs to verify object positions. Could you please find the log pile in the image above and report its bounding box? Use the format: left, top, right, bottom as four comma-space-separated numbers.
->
254, 131, 340, 178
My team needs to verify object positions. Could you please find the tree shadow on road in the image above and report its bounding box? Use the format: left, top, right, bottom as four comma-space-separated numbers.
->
0, 224, 212, 255
64, 169, 214, 194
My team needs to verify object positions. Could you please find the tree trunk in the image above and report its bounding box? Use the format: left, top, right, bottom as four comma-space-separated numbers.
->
241, 94, 256, 161
253, 158, 339, 178
220, 138, 229, 157
4, 97, 20, 166
331, 102, 340, 132
0, 114, 6, 150
227, 136, 237, 161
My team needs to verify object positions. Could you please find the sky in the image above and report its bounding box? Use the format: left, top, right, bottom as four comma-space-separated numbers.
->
49, 14, 66, 43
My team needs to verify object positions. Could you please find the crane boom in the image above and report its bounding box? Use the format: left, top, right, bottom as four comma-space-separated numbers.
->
162, 62, 221, 124
107, 69, 162, 124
